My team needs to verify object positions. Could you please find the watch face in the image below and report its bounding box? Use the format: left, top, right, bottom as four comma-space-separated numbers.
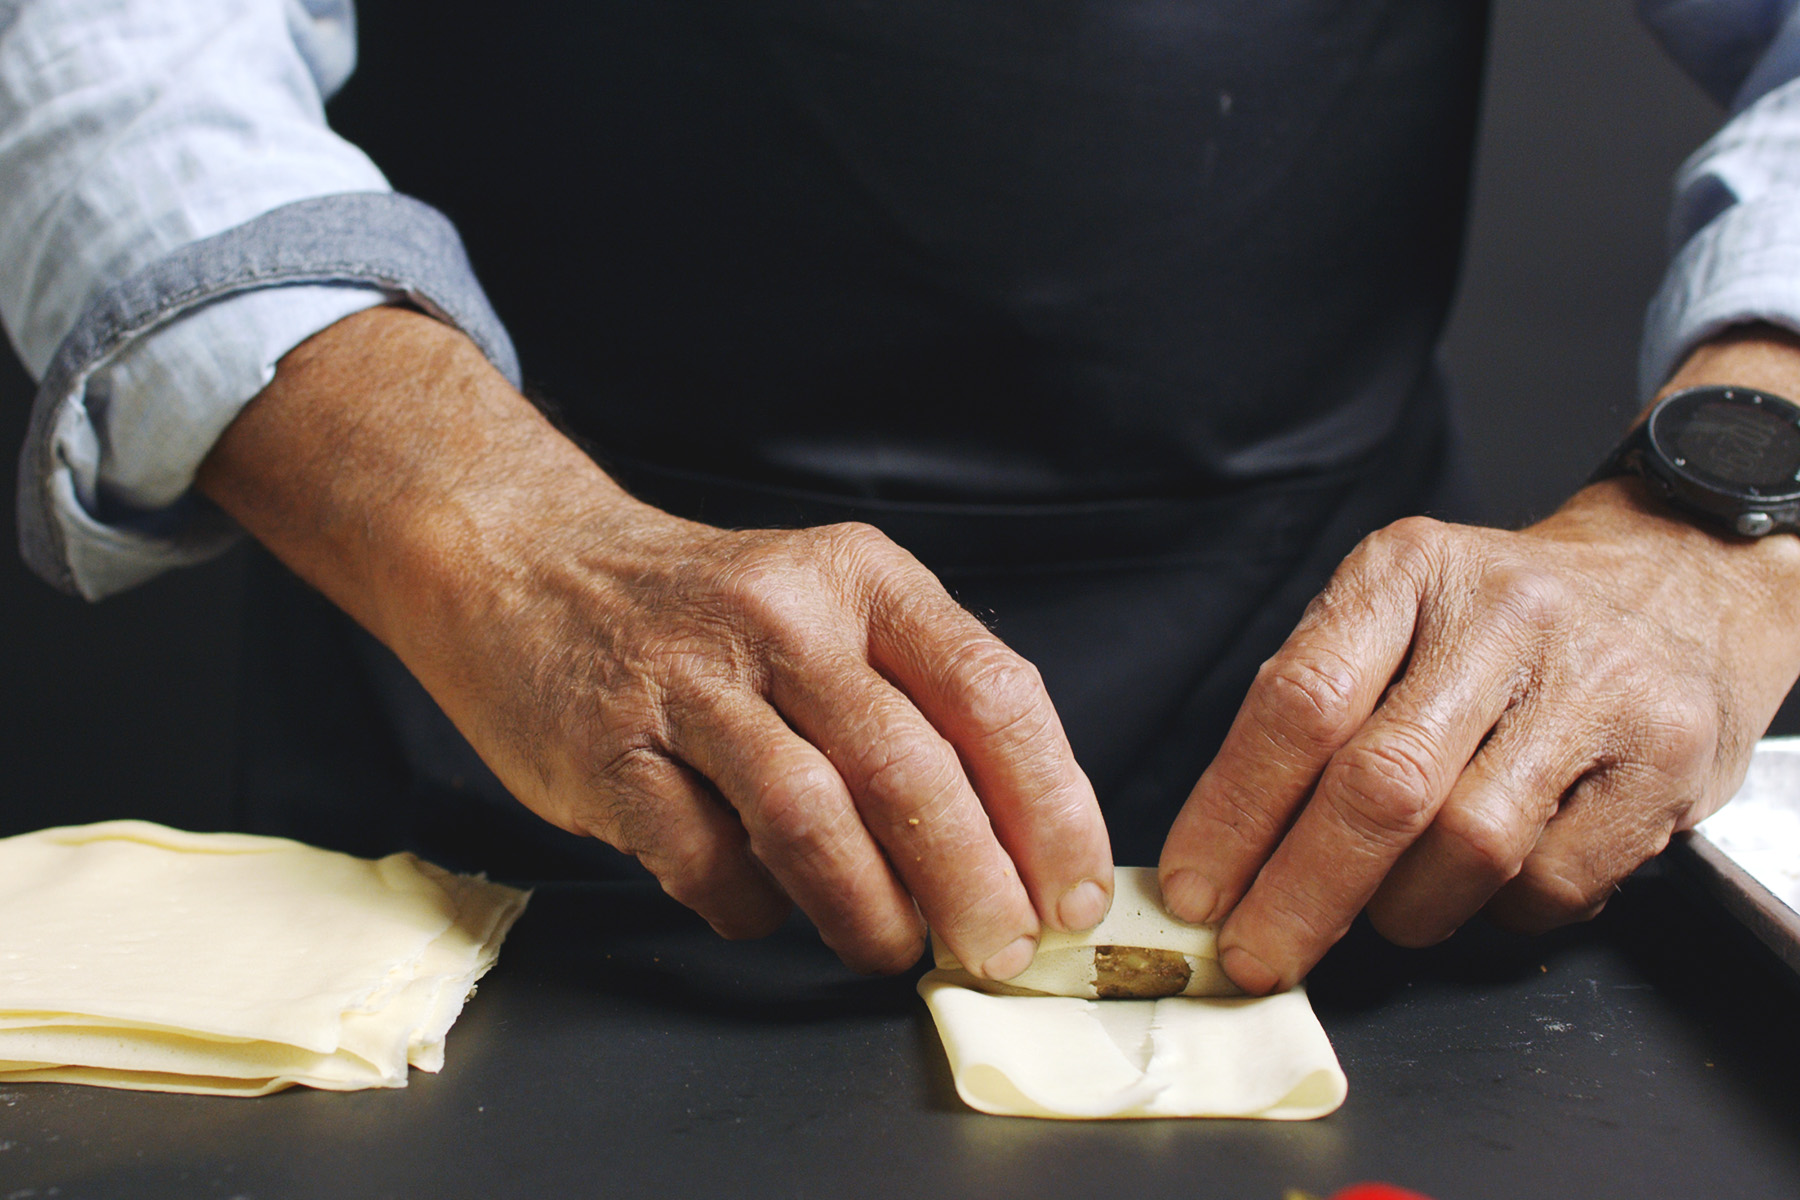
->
1650, 388, 1800, 499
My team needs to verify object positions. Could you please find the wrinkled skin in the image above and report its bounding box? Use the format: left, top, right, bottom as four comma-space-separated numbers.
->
1158, 491, 1800, 992
458, 512, 1115, 978
198, 308, 1113, 981
1155, 325, 1800, 990
201, 309, 1800, 988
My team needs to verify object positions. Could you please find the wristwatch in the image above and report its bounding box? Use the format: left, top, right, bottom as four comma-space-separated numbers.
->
1591, 384, 1800, 538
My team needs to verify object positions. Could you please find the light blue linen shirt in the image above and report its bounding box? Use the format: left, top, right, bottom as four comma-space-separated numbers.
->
0, 0, 391, 597
3, 0, 1799, 598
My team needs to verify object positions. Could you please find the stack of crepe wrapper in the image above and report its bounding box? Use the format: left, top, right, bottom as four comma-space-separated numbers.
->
0, 821, 529, 1096
920, 867, 1347, 1120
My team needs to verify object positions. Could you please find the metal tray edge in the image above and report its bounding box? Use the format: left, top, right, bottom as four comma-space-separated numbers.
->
1674, 829, 1800, 977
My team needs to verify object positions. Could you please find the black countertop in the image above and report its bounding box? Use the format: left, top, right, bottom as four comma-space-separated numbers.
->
2, 865, 1797, 1200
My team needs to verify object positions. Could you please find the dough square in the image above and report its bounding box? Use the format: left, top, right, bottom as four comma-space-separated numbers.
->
920, 867, 1346, 1120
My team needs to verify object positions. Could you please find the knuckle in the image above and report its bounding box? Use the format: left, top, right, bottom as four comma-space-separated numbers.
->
722, 522, 926, 643
1488, 563, 1575, 633
1386, 513, 1447, 544
1192, 769, 1291, 854
1367, 910, 1437, 951
1255, 871, 1347, 948
953, 645, 1049, 739
751, 758, 850, 863
1515, 753, 1572, 810
1328, 733, 1444, 843
640, 828, 731, 906
595, 740, 667, 790
823, 520, 894, 556
717, 905, 791, 942
859, 732, 962, 812
1437, 802, 1526, 882
1364, 878, 1457, 949
1510, 861, 1607, 926
578, 742, 676, 844
708, 543, 783, 610
1371, 515, 1449, 577
708, 559, 825, 651
840, 925, 929, 976
1254, 648, 1362, 751
643, 627, 743, 696
708, 527, 860, 609
1642, 694, 1718, 775
820, 521, 907, 582
1601, 763, 1696, 849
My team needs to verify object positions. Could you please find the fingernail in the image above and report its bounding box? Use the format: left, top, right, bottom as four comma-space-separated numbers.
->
1057, 880, 1111, 931
1160, 869, 1218, 923
1221, 945, 1281, 995
981, 935, 1037, 981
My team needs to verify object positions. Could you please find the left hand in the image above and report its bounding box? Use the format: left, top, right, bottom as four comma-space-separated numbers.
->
1158, 331, 1800, 994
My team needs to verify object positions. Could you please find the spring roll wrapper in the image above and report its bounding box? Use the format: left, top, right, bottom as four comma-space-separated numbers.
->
920, 867, 1347, 1120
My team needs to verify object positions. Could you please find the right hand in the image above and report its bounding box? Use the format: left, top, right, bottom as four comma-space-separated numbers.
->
197, 308, 1114, 977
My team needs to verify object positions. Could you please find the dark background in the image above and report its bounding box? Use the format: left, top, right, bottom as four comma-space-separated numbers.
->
0, 1, 1768, 837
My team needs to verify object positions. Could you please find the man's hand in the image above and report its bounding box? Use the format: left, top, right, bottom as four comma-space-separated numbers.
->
1159, 328, 1800, 994
197, 308, 1113, 979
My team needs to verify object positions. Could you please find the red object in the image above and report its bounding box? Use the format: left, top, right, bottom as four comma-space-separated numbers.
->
1327, 1186, 1437, 1200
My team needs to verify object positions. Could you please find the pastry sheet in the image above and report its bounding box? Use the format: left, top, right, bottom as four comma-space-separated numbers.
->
921, 867, 1346, 1120
0, 821, 529, 1095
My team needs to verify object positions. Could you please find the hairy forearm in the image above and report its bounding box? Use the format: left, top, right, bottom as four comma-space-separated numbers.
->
194, 306, 647, 659
1657, 323, 1800, 403
1559, 322, 1800, 648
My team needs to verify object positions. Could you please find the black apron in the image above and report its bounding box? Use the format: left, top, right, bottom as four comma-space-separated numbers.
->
237, 1, 1490, 876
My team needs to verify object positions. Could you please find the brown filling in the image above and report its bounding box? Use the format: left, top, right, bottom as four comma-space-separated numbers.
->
1093, 945, 1192, 999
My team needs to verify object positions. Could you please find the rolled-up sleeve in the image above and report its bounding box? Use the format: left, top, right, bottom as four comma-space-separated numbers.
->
2, 0, 517, 599
1640, 0, 1800, 394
